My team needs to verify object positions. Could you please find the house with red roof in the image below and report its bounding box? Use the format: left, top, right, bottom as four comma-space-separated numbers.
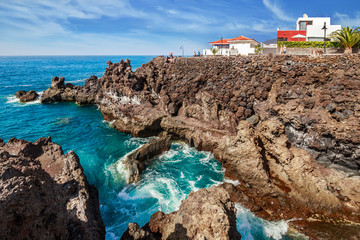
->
203, 36, 259, 56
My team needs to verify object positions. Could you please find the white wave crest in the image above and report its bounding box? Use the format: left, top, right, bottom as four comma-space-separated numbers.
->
188, 180, 199, 192
114, 154, 131, 182
158, 149, 177, 161
6, 96, 18, 103
199, 151, 213, 164
137, 177, 186, 213
235, 203, 289, 240
263, 220, 289, 240
4, 84, 33, 88
224, 178, 241, 186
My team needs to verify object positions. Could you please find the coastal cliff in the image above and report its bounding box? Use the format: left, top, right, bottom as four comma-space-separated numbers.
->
0, 137, 105, 240
121, 184, 241, 240
40, 55, 360, 238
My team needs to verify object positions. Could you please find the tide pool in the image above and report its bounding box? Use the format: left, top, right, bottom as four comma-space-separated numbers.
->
0, 56, 303, 240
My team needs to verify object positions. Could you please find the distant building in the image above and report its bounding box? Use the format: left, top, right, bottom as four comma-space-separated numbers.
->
277, 14, 341, 42
203, 36, 259, 56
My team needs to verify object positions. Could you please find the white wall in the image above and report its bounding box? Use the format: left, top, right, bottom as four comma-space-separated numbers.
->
230, 43, 255, 55
296, 16, 341, 40
306, 24, 341, 39
203, 42, 255, 56
203, 48, 230, 56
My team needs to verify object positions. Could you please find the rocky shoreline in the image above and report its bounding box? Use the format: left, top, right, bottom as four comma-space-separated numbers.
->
0, 137, 105, 239
13, 55, 360, 239
122, 184, 241, 240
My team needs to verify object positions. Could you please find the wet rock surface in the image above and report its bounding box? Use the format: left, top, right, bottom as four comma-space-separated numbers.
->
0, 137, 105, 240
123, 135, 172, 183
121, 184, 241, 240
40, 55, 360, 237
15, 90, 39, 102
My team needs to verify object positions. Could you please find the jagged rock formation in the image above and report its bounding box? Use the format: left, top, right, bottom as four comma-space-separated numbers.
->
123, 135, 172, 183
121, 184, 241, 240
0, 137, 105, 240
41, 75, 100, 104
40, 55, 360, 237
15, 90, 39, 102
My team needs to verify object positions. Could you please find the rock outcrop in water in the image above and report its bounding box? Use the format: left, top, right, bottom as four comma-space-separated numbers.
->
15, 90, 39, 102
0, 137, 105, 240
123, 135, 172, 183
41, 75, 100, 104
121, 184, 241, 240
41, 55, 360, 237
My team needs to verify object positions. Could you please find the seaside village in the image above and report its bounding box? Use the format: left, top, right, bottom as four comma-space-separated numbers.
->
202, 14, 357, 56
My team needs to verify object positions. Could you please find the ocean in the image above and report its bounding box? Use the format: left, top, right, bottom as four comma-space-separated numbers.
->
0, 56, 303, 240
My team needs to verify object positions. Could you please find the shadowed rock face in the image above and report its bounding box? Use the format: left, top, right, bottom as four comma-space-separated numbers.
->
0, 137, 105, 240
123, 135, 172, 183
121, 184, 241, 240
40, 55, 360, 236
15, 90, 39, 102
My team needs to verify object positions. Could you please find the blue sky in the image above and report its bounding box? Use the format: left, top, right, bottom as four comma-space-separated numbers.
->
0, 0, 359, 55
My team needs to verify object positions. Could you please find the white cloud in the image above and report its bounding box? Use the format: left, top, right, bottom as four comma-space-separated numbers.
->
0, 0, 148, 37
262, 0, 294, 22
334, 12, 360, 28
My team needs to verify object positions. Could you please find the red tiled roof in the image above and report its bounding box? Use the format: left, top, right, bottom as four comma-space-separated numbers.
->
209, 39, 231, 45
209, 36, 258, 45
228, 36, 259, 43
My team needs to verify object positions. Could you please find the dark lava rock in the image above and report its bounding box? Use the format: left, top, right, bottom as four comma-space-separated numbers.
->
15, 90, 27, 98
19, 90, 39, 102
0, 137, 105, 240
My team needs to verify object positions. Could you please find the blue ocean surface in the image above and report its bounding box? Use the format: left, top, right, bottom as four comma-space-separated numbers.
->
0, 56, 303, 240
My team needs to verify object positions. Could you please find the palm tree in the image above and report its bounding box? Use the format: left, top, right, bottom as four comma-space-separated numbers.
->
331, 27, 360, 54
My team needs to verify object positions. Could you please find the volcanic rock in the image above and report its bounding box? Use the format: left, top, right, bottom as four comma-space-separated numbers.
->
0, 137, 105, 240
121, 184, 241, 240
41, 75, 100, 104
15, 90, 27, 98
15, 90, 39, 102
123, 135, 172, 183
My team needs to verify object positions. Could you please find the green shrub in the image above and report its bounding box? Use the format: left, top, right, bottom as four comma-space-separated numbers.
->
277, 41, 341, 48
255, 45, 264, 54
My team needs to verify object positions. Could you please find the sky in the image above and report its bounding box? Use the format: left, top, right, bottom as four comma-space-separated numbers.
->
0, 0, 359, 55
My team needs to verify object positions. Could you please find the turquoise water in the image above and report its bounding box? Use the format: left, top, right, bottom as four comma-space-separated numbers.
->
0, 56, 300, 240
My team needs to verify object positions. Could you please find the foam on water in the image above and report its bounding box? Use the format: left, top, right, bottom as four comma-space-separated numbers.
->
263, 220, 289, 240
224, 178, 241, 186
114, 156, 131, 182
6, 90, 43, 105
6, 96, 18, 103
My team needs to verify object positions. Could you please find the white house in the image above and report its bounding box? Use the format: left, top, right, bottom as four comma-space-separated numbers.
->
278, 14, 341, 42
203, 36, 259, 56
297, 14, 341, 41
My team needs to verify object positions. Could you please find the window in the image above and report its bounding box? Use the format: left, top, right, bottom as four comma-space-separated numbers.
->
277, 37, 288, 41
299, 21, 306, 31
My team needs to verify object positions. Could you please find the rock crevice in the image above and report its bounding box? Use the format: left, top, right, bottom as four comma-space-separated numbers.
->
0, 137, 105, 240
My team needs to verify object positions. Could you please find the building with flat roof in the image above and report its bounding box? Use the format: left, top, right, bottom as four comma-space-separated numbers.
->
277, 14, 341, 42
